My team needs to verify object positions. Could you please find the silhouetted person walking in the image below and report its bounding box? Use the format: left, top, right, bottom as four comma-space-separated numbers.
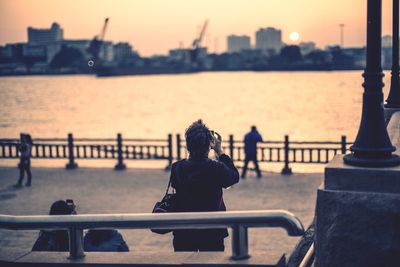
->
241, 126, 263, 179
15, 134, 33, 187
170, 119, 239, 252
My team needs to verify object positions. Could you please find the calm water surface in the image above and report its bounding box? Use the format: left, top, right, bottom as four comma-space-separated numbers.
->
0, 71, 393, 171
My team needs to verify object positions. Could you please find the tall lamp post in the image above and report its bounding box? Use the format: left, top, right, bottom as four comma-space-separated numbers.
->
343, 0, 400, 167
339, 24, 345, 47
386, 0, 400, 108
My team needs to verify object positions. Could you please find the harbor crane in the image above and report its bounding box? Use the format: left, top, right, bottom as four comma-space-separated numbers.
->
87, 18, 109, 65
189, 19, 209, 63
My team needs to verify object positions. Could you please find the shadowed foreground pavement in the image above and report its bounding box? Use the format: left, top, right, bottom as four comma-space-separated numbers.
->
0, 167, 322, 258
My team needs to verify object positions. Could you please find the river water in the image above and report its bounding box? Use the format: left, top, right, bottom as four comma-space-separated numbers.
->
0, 71, 393, 172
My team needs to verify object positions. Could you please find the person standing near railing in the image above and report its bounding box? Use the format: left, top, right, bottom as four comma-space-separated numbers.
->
15, 134, 33, 187
241, 126, 263, 179
170, 119, 239, 252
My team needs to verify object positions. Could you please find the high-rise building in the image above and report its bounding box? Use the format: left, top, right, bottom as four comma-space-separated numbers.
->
255, 27, 282, 53
28, 23, 64, 44
227, 35, 251, 53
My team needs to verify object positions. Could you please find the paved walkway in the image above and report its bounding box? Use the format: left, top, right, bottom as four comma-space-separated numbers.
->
0, 167, 322, 258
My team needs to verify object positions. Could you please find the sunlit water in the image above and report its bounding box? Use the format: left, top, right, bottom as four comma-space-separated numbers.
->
0, 71, 393, 172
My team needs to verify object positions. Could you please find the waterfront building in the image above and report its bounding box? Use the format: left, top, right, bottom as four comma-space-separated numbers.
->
342, 47, 366, 68
114, 42, 136, 63
0, 43, 46, 63
382, 35, 392, 48
299, 42, 316, 55
32, 40, 91, 65
62, 39, 92, 62
22, 44, 46, 60
255, 27, 282, 53
99, 41, 114, 63
169, 48, 189, 61
28, 23, 64, 44
381, 35, 399, 69
0, 44, 14, 59
227, 35, 251, 53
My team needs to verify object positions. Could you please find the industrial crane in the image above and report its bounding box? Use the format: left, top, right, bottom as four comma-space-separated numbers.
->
190, 19, 209, 63
87, 18, 109, 65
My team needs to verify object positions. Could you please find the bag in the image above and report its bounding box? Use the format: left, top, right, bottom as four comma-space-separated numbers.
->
151, 177, 176, 234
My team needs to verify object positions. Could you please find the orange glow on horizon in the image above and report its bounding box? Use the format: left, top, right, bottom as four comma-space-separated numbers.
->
0, 0, 394, 56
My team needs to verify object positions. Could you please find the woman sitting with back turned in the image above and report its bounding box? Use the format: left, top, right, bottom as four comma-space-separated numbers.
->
32, 200, 76, 252
170, 119, 239, 252
84, 229, 129, 252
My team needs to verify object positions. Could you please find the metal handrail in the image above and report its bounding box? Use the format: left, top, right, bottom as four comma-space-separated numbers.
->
299, 243, 315, 267
0, 210, 304, 261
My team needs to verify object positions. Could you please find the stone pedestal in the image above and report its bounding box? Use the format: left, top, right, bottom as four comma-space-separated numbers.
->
316, 111, 400, 266
315, 155, 400, 267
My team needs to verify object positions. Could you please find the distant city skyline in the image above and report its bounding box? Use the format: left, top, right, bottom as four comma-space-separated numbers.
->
0, 0, 395, 56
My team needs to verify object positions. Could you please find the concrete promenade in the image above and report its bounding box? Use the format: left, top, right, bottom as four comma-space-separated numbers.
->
0, 167, 322, 258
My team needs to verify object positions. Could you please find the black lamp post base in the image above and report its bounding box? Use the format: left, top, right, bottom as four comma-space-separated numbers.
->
343, 153, 400, 167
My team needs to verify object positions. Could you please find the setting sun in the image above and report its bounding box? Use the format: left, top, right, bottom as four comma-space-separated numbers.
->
289, 32, 300, 42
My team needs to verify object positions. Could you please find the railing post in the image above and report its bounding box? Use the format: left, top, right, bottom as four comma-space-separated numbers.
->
114, 133, 126, 170
68, 227, 85, 259
231, 224, 250, 260
341, 135, 347, 154
281, 135, 292, 175
229, 134, 234, 159
165, 134, 173, 170
176, 134, 181, 161
65, 133, 78, 169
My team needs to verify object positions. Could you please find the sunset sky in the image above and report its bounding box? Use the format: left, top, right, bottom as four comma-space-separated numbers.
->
0, 0, 394, 56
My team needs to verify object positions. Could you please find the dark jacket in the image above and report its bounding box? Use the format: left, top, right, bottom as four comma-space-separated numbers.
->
244, 131, 263, 155
32, 230, 69, 252
19, 143, 31, 164
171, 154, 239, 240
84, 229, 129, 252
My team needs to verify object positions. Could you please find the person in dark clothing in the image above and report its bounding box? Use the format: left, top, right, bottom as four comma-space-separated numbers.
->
84, 229, 129, 252
32, 200, 76, 252
15, 134, 33, 187
241, 126, 263, 179
170, 119, 239, 252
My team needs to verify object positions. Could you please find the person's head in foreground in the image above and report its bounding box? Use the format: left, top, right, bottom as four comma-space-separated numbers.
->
49, 199, 77, 215
32, 200, 76, 252
185, 119, 218, 160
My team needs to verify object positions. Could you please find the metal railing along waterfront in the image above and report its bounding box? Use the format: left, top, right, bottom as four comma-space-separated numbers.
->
0, 210, 304, 261
0, 133, 173, 170
0, 133, 352, 173
177, 134, 352, 174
